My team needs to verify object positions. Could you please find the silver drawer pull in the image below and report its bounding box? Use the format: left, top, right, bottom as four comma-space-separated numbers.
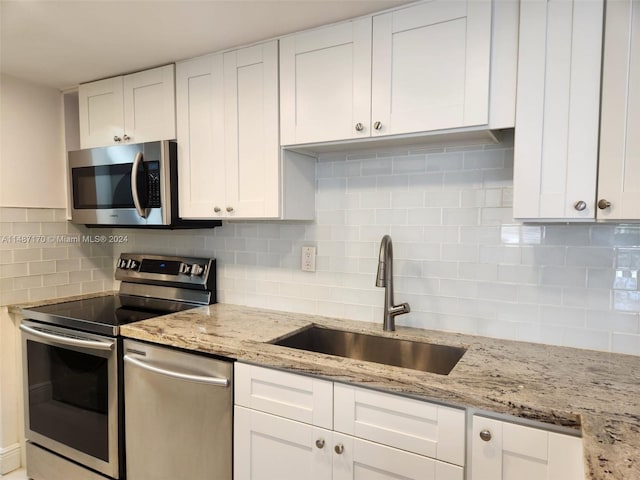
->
334, 444, 344, 454
479, 429, 492, 442
315, 439, 325, 449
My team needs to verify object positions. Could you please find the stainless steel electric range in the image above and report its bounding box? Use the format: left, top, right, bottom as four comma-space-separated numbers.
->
20, 253, 216, 480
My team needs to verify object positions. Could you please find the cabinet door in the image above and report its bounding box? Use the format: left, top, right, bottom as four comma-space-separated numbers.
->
471, 416, 584, 480
123, 64, 176, 144
597, 0, 640, 220
78, 76, 124, 149
176, 54, 226, 219
224, 41, 279, 218
332, 432, 463, 480
371, 0, 492, 136
513, 0, 603, 221
280, 18, 371, 145
234, 406, 332, 480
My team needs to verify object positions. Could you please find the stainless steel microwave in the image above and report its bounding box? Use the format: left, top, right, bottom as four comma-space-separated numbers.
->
68, 141, 219, 228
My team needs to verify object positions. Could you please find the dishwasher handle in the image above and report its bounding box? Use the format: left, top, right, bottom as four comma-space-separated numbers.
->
124, 354, 229, 387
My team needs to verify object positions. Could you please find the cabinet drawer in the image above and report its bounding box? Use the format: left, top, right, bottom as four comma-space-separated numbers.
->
235, 363, 333, 429
334, 383, 465, 467
333, 432, 464, 480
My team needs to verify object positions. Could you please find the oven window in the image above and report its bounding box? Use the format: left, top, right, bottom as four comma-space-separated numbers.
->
26, 340, 109, 461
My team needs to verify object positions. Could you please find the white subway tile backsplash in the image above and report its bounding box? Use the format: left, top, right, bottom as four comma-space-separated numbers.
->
0, 208, 28, 222
1, 208, 113, 307
566, 247, 615, 268
540, 266, 587, 287
427, 152, 463, 171
540, 305, 586, 328
3, 141, 639, 356
612, 332, 640, 355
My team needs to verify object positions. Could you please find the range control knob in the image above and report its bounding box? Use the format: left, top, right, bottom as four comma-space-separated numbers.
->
179, 263, 191, 275
190, 264, 204, 276
127, 260, 139, 270
117, 258, 128, 268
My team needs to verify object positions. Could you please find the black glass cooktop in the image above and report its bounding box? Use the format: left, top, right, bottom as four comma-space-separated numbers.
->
23, 294, 200, 336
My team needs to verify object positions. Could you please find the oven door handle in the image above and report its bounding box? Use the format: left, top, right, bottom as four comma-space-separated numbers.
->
124, 355, 229, 387
19, 324, 115, 351
131, 151, 149, 219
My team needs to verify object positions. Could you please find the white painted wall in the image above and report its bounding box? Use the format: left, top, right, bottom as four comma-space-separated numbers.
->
0, 308, 22, 474
0, 74, 66, 208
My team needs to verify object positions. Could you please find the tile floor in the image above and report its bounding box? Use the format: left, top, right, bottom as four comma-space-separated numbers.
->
1, 469, 27, 479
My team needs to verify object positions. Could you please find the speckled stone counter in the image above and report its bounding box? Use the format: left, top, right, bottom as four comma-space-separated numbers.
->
15, 300, 640, 479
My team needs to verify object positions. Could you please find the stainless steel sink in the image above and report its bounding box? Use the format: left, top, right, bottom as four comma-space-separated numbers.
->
272, 326, 466, 375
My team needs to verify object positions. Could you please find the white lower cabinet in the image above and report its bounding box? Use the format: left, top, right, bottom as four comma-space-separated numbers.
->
234, 363, 464, 480
470, 415, 585, 480
234, 407, 332, 480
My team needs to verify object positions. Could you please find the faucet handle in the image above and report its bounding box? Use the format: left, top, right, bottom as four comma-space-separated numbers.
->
391, 303, 410, 316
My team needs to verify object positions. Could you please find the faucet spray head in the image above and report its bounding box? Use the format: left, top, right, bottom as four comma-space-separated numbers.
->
375, 261, 386, 287
376, 234, 392, 287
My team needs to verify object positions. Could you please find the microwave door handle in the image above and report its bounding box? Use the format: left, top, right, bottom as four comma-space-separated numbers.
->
131, 151, 149, 219
19, 324, 115, 351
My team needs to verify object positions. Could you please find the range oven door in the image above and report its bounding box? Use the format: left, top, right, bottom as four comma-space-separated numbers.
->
20, 320, 121, 479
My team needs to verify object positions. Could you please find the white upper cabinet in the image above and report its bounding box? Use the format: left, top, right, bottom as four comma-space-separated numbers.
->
280, 0, 517, 147
371, 1, 491, 137
78, 76, 124, 149
175, 53, 226, 219
121, 66, 176, 145
223, 42, 280, 218
597, 0, 640, 220
512, 0, 604, 221
177, 41, 315, 221
280, 19, 372, 145
78, 64, 176, 149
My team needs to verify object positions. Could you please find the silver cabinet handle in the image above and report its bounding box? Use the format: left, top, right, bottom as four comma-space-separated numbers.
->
334, 444, 344, 454
114, 135, 122, 143
373, 121, 382, 130
131, 151, 149, 219
226, 206, 234, 213
574, 200, 587, 211
355, 123, 364, 132
315, 439, 325, 449
124, 355, 229, 387
479, 429, 492, 442
123, 134, 130, 142
19, 323, 115, 351
214, 207, 221, 213
598, 199, 611, 210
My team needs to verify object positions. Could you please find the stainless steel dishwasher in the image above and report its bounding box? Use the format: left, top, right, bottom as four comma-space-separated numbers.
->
123, 339, 233, 480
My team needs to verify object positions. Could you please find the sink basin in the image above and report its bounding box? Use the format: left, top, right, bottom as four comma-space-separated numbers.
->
272, 326, 466, 375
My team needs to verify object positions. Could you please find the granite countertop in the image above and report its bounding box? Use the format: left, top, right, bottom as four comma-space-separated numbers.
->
13, 299, 640, 479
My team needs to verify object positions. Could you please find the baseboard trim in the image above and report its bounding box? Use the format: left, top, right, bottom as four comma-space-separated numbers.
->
0, 443, 22, 475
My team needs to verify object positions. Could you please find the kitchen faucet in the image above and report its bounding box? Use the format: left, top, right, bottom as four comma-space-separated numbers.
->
375, 235, 410, 331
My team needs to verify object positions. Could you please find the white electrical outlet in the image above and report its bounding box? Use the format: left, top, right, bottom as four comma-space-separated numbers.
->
301, 246, 316, 272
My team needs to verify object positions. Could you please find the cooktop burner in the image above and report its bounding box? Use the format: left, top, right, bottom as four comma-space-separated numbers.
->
22, 253, 216, 336
25, 294, 201, 336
